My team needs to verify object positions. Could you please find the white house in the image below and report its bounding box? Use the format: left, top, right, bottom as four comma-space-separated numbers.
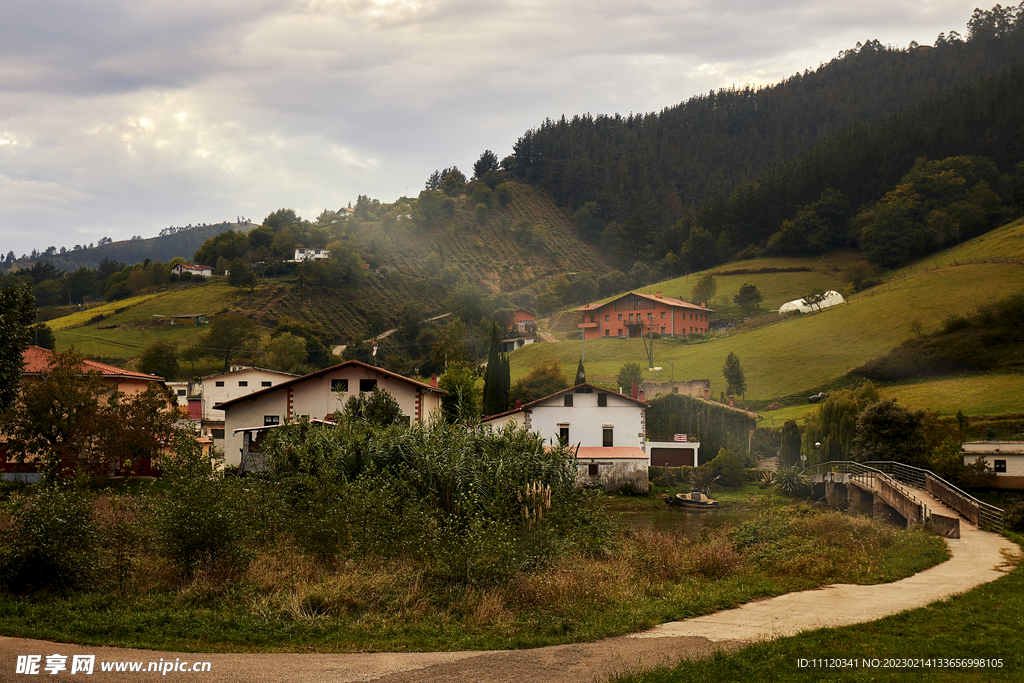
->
963, 442, 1024, 488
481, 383, 650, 493
292, 247, 331, 262
214, 360, 445, 469
185, 366, 301, 451
171, 263, 213, 277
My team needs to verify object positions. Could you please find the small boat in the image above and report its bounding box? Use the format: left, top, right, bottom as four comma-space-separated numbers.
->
668, 491, 719, 509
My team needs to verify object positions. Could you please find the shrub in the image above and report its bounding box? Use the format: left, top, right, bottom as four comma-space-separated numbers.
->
0, 483, 99, 592
153, 434, 251, 578
773, 466, 810, 497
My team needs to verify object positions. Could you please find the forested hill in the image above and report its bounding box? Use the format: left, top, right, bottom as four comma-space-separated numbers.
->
505, 4, 1024, 243
4, 222, 247, 273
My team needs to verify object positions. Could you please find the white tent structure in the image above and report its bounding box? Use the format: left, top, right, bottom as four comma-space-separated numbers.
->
778, 290, 845, 314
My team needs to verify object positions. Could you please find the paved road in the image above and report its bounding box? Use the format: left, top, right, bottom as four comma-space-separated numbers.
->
0, 490, 1016, 682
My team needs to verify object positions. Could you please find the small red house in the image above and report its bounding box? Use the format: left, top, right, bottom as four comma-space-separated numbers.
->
577, 292, 713, 340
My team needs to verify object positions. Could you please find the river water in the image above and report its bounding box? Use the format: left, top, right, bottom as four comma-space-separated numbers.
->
614, 507, 755, 535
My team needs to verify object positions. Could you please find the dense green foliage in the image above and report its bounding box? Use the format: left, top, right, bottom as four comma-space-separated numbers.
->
0, 283, 35, 413
645, 393, 754, 459
509, 360, 570, 406
495, 9, 1024, 281
261, 420, 602, 584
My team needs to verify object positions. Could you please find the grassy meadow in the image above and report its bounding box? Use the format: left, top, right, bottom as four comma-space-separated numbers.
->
519, 218, 1024, 418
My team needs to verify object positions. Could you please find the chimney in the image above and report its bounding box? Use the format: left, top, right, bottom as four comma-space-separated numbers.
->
704, 388, 710, 399
515, 400, 522, 410
656, 292, 662, 298
728, 394, 734, 407
431, 374, 438, 388
701, 301, 706, 309
631, 380, 639, 400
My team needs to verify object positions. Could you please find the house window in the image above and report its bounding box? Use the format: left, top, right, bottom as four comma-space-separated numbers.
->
597, 393, 607, 407
617, 329, 622, 336
604, 329, 609, 336
629, 314, 634, 323
604, 314, 609, 321
559, 425, 569, 446
238, 381, 248, 387
211, 429, 225, 440
995, 459, 1007, 473
618, 314, 622, 321
661, 327, 666, 334
603, 428, 613, 447
264, 415, 280, 426
588, 463, 599, 476
331, 379, 348, 392
661, 311, 665, 318
215, 381, 225, 387
589, 315, 595, 323
647, 312, 653, 319
261, 381, 272, 387
359, 379, 377, 392
177, 389, 186, 397
564, 395, 573, 407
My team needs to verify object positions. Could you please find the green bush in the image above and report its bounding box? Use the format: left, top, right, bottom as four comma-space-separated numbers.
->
262, 420, 610, 585
153, 434, 251, 578
0, 483, 99, 592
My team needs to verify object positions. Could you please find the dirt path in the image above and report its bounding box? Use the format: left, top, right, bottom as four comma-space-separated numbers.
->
0, 493, 1015, 682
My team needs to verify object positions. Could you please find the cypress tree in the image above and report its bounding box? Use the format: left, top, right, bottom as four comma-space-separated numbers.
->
482, 323, 510, 415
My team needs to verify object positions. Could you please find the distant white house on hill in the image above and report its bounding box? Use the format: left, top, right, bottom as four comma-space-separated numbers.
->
778, 290, 845, 314
292, 247, 330, 262
171, 263, 213, 277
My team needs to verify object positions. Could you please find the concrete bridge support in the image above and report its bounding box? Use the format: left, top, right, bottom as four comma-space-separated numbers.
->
872, 494, 908, 528
847, 484, 872, 516
825, 479, 848, 509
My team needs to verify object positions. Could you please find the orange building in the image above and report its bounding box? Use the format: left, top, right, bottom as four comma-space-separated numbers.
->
2, 347, 173, 480
577, 292, 713, 340
21, 346, 166, 395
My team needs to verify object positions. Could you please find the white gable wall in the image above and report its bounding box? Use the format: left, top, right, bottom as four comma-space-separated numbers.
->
221, 365, 442, 467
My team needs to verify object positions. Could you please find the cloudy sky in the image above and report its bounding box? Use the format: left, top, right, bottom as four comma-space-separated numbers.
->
0, 0, 982, 257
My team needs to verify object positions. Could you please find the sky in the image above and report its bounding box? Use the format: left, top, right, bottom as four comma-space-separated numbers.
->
0, 0, 984, 258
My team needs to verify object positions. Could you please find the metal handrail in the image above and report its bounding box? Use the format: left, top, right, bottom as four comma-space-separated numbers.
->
813, 460, 1004, 531
862, 461, 1003, 532
812, 461, 928, 524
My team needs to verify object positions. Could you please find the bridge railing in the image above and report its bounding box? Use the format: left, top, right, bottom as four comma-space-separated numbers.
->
811, 461, 928, 525
862, 461, 1003, 532
813, 460, 1003, 532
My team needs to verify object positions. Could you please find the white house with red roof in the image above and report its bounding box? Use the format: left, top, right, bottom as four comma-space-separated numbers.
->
171, 263, 213, 277
214, 360, 446, 469
577, 291, 713, 339
480, 382, 650, 493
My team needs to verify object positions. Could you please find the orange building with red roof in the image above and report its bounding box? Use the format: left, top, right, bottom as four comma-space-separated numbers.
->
22, 346, 166, 395
577, 292, 713, 339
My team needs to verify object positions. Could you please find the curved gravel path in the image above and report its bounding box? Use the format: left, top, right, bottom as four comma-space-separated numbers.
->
0, 491, 1016, 682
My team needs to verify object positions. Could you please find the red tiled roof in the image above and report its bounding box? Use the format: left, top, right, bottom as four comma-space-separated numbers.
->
22, 346, 164, 382
577, 291, 713, 313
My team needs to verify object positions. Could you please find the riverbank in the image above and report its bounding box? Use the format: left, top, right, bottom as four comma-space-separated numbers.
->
0, 502, 944, 653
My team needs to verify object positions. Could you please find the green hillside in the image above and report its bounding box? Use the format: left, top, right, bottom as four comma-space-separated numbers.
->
515, 217, 1024, 418
48, 181, 608, 367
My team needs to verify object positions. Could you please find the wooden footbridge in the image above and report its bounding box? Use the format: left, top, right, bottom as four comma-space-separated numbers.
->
811, 461, 1004, 537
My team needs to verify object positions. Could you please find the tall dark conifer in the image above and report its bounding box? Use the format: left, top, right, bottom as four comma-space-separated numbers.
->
482, 323, 510, 416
